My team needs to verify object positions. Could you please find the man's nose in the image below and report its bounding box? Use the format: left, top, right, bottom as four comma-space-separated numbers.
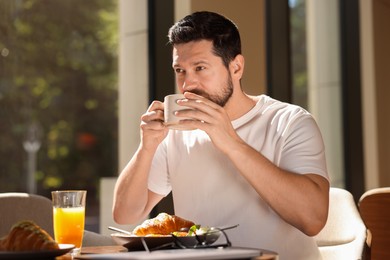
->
181, 73, 197, 91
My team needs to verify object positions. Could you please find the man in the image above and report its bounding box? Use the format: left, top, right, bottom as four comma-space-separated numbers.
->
113, 11, 329, 259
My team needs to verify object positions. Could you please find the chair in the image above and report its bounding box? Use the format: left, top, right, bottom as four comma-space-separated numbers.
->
359, 187, 390, 260
0, 192, 54, 237
0, 192, 115, 246
314, 187, 366, 260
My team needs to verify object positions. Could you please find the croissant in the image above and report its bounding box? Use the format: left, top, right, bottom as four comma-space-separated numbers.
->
133, 212, 195, 236
0, 220, 59, 251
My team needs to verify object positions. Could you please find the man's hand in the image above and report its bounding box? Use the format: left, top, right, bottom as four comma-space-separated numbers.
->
140, 101, 169, 151
175, 92, 243, 153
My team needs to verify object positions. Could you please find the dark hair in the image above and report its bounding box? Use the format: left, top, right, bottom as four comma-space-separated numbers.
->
168, 11, 242, 68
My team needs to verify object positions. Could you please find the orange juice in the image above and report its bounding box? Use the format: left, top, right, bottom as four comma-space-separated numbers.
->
53, 207, 85, 247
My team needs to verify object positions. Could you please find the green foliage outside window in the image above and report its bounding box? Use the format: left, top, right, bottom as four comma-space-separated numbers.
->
290, 0, 308, 109
0, 0, 118, 226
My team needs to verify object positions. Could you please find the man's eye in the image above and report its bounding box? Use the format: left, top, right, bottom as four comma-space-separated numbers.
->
196, 66, 205, 71
175, 68, 184, 73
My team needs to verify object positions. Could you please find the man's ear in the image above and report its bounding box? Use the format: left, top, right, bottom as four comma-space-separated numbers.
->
231, 54, 245, 77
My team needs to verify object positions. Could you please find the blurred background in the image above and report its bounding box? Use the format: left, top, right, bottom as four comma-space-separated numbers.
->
0, 0, 118, 232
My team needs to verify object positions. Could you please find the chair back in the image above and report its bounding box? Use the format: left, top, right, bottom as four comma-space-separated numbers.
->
359, 187, 390, 260
0, 192, 54, 237
314, 187, 366, 259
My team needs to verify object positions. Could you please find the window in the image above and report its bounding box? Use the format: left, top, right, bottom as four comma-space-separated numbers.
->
289, 0, 307, 109
0, 0, 118, 232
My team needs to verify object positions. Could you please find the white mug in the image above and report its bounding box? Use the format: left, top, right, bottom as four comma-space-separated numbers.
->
164, 94, 194, 130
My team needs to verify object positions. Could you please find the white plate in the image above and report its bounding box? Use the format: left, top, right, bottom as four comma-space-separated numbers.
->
111, 232, 220, 251
0, 243, 75, 259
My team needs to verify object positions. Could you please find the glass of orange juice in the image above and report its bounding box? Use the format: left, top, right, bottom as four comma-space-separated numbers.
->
52, 190, 86, 255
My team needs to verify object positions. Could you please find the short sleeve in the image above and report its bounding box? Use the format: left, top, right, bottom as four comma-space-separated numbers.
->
279, 114, 329, 179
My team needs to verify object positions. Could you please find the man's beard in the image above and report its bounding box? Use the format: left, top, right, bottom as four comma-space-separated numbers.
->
191, 73, 234, 107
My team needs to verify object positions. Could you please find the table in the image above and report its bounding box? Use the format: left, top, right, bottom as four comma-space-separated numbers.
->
57, 245, 278, 259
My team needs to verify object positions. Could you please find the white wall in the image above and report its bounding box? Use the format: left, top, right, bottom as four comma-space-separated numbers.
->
100, 0, 149, 236
118, 0, 149, 171
307, 0, 344, 188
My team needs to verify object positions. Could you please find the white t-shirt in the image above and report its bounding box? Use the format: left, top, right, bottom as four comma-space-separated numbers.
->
148, 95, 328, 260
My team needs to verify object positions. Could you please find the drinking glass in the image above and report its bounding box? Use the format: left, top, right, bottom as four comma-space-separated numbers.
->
52, 190, 86, 255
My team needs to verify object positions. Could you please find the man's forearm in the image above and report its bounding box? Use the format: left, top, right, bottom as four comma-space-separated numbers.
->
226, 141, 329, 236
112, 146, 155, 224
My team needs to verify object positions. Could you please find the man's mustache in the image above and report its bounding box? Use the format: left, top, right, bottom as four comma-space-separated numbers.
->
186, 89, 210, 99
